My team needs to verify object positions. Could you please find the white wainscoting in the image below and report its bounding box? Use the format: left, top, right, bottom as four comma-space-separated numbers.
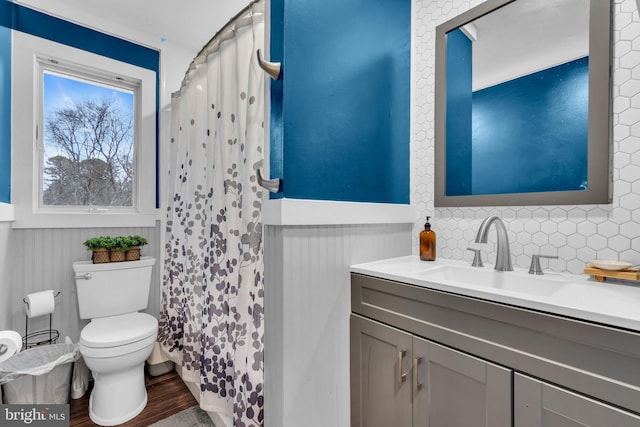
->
263, 199, 415, 225
264, 223, 412, 427
9, 224, 161, 343
0, 222, 12, 330
0, 203, 14, 223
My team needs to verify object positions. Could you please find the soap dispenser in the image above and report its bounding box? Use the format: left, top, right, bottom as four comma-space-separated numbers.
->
420, 216, 436, 261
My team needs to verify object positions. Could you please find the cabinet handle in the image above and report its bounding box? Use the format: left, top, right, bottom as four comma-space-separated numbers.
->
398, 350, 407, 384
413, 357, 423, 392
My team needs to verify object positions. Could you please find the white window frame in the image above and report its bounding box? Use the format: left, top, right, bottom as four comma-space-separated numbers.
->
12, 31, 157, 228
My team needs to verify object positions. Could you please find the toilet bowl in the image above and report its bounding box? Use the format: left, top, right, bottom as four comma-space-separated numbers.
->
80, 312, 157, 426
73, 257, 157, 426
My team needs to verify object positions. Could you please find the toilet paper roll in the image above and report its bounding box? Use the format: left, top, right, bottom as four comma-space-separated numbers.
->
0, 330, 22, 363
24, 290, 55, 318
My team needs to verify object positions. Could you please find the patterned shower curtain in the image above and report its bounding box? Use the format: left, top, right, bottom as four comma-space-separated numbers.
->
159, 2, 264, 426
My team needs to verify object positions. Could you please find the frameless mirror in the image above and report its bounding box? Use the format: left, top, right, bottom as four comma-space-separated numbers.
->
435, 0, 612, 207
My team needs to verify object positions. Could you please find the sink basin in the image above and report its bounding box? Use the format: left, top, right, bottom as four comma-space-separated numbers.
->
415, 265, 569, 297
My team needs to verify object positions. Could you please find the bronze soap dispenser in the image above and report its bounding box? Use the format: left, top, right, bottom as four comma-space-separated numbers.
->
420, 216, 436, 261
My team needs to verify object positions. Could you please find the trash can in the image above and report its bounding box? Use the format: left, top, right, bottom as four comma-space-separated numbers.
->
0, 343, 79, 404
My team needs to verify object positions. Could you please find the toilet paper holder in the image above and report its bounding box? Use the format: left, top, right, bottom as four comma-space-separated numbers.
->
22, 291, 61, 306
22, 291, 61, 349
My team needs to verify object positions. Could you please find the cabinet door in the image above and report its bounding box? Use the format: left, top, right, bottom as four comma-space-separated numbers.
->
515, 373, 640, 427
351, 315, 413, 427
413, 337, 511, 427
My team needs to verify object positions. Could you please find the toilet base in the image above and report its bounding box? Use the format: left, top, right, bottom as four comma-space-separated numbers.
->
88, 363, 148, 426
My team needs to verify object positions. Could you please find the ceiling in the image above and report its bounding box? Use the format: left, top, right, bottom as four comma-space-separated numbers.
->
469, 0, 589, 90
15, 0, 248, 54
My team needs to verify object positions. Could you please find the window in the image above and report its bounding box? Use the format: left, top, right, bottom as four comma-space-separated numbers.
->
41, 65, 137, 208
12, 31, 156, 228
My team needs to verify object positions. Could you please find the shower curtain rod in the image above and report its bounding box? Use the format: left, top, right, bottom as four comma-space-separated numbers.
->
193, 0, 261, 62
175, 0, 262, 94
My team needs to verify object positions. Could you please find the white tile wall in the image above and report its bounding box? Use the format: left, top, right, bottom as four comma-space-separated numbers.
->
412, 0, 640, 274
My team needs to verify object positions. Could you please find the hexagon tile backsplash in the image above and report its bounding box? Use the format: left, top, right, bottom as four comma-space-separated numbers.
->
411, 0, 640, 274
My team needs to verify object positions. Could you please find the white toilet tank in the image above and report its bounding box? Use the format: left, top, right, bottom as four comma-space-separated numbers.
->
73, 257, 156, 319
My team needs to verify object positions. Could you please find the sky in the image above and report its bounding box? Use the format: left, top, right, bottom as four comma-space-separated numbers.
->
43, 71, 134, 118
42, 71, 134, 159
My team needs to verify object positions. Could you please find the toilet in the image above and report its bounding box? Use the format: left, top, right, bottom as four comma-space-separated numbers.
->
73, 257, 157, 426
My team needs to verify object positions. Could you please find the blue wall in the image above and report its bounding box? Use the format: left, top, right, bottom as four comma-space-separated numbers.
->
270, 0, 411, 204
0, 1, 12, 203
0, 0, 160, 204
269, 0, 284, 194
472, 58, 589, 195
445, 29, 473, 197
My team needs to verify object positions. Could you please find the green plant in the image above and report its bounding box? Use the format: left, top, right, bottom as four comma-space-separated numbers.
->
111, 236, 131, 252
83, 236, 114, 251
83, 234, 147, 253
122, 236, 137, 249
129, 235, 148, 247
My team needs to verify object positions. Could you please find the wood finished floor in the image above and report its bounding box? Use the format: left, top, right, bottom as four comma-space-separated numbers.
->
70, 369, 197, 427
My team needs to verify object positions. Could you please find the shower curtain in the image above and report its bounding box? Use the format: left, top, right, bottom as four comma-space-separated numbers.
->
159, 2, 264, 426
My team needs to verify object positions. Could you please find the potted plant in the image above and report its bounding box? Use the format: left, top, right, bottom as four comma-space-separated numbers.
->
109, 236, 130, 262
83, 236, 113, 264
125, 235, 148, 261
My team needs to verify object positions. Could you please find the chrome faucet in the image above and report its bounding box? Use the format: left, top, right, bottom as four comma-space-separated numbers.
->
474, 216, 513, 271
528, 254, 558, 275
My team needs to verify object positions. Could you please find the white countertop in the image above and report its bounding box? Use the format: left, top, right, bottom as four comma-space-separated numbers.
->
351, 256, 640, 332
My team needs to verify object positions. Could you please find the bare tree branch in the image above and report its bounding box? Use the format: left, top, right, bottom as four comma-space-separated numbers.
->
43, 95, 134, 206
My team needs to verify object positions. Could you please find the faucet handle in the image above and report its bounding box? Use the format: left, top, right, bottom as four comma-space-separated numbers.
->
466, 247, 484, 267
528, 254, 558, 275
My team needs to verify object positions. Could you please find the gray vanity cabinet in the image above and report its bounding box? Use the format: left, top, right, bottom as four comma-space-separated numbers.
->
350, 314, 413, 427
351, 314, 511, 427
351, 273, 640, 427
514, 373, 640, 427
412, 335, 511, 426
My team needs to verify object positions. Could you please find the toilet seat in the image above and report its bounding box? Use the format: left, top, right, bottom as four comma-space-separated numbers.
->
80, 312, 157, 359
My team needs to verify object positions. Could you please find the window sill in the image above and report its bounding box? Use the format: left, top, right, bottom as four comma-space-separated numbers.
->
11, 210, 159, 229
262, 199, 415, 226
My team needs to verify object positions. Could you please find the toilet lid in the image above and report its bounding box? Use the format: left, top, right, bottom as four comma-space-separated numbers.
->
80, 312, 157, 348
